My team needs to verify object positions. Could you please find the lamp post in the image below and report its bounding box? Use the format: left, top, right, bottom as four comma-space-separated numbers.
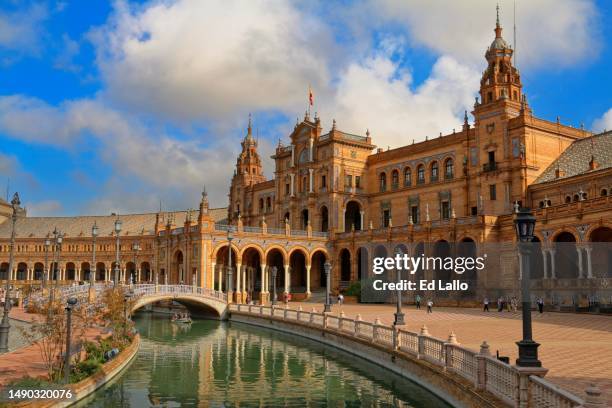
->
42, 235, 50, 289
271, 266, 278, 306
123, 290, 133, 339
114, 218, 122, 286
0, 192, 20, 353
393, 247, 405, 326
324, 261, 332, 313
227, 227, 234, 299
91, 222, 98, 286
49, 228, 64, 319
64, 297, 78, 383
132, 242, 141, 285
514, 207, 541, 367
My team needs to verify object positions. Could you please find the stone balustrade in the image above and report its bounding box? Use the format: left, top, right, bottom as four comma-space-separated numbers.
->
230, 303, 588, 408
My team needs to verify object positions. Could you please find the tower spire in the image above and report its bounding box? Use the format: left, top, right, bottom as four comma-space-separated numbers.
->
495, 4, 503, 38
247, 113, 252, 137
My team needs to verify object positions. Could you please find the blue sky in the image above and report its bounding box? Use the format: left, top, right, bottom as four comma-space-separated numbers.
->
1, 0, 611, 216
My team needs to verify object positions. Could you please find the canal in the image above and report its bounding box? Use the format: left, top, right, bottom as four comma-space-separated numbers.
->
78, 313, 452, 407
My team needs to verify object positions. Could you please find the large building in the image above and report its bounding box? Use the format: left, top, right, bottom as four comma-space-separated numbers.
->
1, 15, 611, 307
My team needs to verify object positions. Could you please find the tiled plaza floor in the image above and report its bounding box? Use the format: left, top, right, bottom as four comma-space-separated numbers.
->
291, 301, 612, 406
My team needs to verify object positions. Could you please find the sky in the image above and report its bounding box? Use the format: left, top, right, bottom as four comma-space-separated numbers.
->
0, 0, 611, 217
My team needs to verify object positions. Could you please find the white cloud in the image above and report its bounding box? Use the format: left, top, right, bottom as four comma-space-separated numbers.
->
0, 95, 238, 207
371, 0, 600, 68
90, 0, 334, 123
25, 200, 62, 216
0, 3, 48, 60
324, 54, 479, 148
593, 108, 612, 133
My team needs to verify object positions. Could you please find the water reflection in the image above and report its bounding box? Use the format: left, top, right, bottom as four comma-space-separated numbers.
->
77, 313, 451, 407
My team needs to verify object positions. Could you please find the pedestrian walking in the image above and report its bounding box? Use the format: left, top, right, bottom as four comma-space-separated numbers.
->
497, 296, 503, 312
483, 297, 490, 312
537, 297, 544, 314
338, 293, 344, 305
426, 299, 433, 314
415, 294, 421, 310
511, 297, 518, 313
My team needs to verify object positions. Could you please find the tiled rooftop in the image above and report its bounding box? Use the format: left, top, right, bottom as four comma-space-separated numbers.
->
534, 130, 612, 184
0, 208, 227, 239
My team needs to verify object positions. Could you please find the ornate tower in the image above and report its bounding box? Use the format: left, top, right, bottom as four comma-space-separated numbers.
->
476, 5, 523, 112
228, 115, 266, 222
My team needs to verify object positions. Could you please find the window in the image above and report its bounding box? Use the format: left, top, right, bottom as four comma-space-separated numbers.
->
488, 91, 493, 102
345, 175, 353, 188
355, 176, 361, 189
404, 167, 411, 187
602, 188, 608, 197
417, 165, 425, 184
489, 184, 497, 200
445, 159, 454, 179
302, 176, 308, 192
411, 206, 419, 224
259, 198, 264, 213
379, 172, 387, 192
431, 162, 439, 182
391, 170, 399, 189
285, 183, 290, 196
321, 175, 327, 189
382, 209, 391, 227
441, 201, 450, 220
266, 197, 272, 211
471, 206, 478, 216
565, 196, 571, 203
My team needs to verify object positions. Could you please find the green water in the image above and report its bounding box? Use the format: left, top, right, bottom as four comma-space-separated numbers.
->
77, 313, 452, 407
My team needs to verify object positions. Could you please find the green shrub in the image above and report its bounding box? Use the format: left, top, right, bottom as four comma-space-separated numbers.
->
344, 281, 361, 299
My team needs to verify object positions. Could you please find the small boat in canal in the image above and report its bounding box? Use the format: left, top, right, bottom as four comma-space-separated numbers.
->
171, 312, 192, 324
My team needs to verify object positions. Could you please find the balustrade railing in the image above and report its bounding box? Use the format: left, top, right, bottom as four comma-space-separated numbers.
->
228, 304, 584, 408
528, 375, 583, 408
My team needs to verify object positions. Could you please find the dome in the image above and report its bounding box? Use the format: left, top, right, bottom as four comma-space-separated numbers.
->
490, 37, 509, 50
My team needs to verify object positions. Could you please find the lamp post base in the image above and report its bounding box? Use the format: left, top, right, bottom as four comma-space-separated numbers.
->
515, 339, 542, 367
0, 314, 10, 353
393, 311, 405, 326
323, 303, 332, 313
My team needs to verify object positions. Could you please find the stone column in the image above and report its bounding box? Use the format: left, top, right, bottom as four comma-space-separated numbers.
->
235, 263, 242, 303
308, 169, 314, 193
211, 262, 216, 290
259, 263, 267, 304
585, 246, 593, 278
242, 267, 247, 300
360, 211, 364, 230
309, 137, 313, 161
541, 250, 548, 279
290, 174, 295, 197
342, 208, 346, 232
284, 264, 290, 294
75, 267, 80, 282
549, 249, 556, 279
305, 265, 311, 296
137, 268, 141, 283
218, 264, 223, 292
576, 247, 584, 278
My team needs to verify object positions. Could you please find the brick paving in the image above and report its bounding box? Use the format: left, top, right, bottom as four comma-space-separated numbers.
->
291, 300, 612, 406
0, 308, 105, 388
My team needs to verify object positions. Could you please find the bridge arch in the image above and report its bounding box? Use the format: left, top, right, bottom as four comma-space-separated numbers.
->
131, 294, 227, 319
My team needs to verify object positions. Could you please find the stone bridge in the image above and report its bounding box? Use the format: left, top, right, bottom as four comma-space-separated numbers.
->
55, 283, 229, 319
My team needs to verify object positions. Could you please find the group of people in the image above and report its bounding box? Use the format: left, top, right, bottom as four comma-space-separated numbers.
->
172, 312, 190, 320
414, 294, 434, 313
483, 296, 545, 313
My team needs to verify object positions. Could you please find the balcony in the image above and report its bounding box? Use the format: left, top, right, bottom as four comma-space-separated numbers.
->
482, 162, 498, 172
